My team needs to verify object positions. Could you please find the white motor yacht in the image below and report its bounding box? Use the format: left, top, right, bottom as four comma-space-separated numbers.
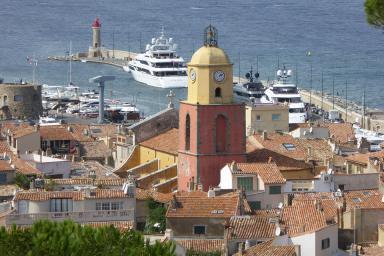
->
127, 28, 188, 88
263, 67, 307, 124
233, 68, 266, 104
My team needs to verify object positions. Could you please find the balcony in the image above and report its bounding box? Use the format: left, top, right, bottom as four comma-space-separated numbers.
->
6, 209, 135, 226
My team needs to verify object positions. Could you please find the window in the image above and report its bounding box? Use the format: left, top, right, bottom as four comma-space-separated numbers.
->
249, 201, 261, 210
102, 202, 110, 210
50, 198, 72, 212
13, 95, 23, 102
0, 173, 6, 184
193, 225, 206, 235
185, 114, 190, 151
256, 115, 261, 121
111, 202, 123, 210
216, 114, 227, 152
237, 177, 253, 191
3, 96, 7, 106
215, 87, 222, 97
96, 202, 102, 211
321, 238, 330, 249
269, 186, 281, 195
272, 114, 281, 121
282, 143, 296, 151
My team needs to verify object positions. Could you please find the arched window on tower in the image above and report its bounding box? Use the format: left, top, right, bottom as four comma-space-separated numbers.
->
216, 114, 228, 152
215, 87, 222, 97
185, 114, 191, 151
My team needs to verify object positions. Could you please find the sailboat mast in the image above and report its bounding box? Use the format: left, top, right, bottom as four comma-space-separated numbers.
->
69, 41, 72, 85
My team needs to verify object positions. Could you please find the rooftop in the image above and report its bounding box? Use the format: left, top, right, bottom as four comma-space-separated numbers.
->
140, 128, 179, 155
226, 216, 276, 240
166, 192, 240, 218
176, 239, 223, 253
233, 240, 297, 256
233, 162, 286, 184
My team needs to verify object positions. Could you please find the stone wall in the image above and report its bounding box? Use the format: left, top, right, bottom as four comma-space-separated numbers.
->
0, 83, 42, 120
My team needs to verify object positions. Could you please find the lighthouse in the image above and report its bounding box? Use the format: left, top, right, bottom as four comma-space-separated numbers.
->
89, 18, 102, 57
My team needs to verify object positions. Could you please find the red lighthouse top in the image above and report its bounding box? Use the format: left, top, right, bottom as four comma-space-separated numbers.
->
92, 18, 101, 28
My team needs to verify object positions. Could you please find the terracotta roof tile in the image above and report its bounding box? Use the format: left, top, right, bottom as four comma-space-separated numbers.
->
346, 150, 384, 166
14, 189, 135, 201
12, 127, 37, 138
281, 204, 328, 236
140, 128, 178, 155
235, 162, 286, 184
166, 194, 240, 218
226, 216, 276, 240
135, 188, 173, 203
233, 240, 297, 256
0, 160, 14, 172
40, 126, 75, 141
324, 122, 354, 144
49, 178, 128, 186
176, 239, 223, 253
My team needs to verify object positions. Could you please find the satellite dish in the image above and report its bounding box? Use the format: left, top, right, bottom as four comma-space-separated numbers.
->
277, 70, 283, 76
275, 226, 281, 236
255, 72, 260, 78
151, 38, 156, 44
245, 73, 251, 79
278, 202, 283, 209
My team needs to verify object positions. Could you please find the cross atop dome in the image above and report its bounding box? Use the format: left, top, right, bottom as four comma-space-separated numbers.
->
204, 25, 218, 47
92, 18, 101, 28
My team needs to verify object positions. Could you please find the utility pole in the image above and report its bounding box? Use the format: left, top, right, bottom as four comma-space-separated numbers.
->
332, 76, 335, 110
321, 71, 324, 111
238, 51, 241, 83
345, 80, 348, 123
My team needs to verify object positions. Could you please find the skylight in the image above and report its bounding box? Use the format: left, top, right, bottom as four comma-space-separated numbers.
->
352, 197, 361, 203
282, 143, 296, 151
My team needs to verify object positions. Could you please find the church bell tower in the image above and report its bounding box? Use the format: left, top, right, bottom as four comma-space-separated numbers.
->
178, 25, 246, 191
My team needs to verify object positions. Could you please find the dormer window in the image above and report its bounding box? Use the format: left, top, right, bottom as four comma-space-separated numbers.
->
282, 143, 296, 151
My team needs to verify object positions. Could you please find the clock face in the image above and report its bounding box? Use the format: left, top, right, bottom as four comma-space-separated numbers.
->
214, 70, 225, 82
190, 69, 196, 82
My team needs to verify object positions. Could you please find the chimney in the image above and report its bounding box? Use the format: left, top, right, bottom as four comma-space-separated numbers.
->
171, 195, 178, 210
231, 161, 237, 172
164, 229, 173, 240
307, 146, 312, 158
268, 156, 273, 164
262, 130, 268, 141
197, 184, 203, 191
207, 187, 215, 198
245, 240, 250, 250
294, 244, 301, 256
67, 126, 72, 132
238, 242, 244, 255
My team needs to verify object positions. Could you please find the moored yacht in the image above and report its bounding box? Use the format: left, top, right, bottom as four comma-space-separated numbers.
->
263, 67, 307, 124
127, 28, 188, 88
233, 68, 266, 104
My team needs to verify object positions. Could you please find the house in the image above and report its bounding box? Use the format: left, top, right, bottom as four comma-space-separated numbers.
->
224, 216, 276, 255
4, 125, 40, 155
114, 128, 178, 193
245, 103, 289, 135
0, 159, 15, 184
21, 153, 71, 178
6, 184, 136, 227
166, 190, 246, 239
219, 161, 286, 210
345, 150, 384, 174
233, 239, 299, 256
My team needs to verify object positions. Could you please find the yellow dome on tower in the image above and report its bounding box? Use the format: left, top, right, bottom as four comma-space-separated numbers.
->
189, 46, 230, 66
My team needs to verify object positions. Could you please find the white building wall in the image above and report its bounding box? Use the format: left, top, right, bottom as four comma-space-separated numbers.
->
219, 165, 233, 189
290, 224, 338, 256
15, 132, 40, 154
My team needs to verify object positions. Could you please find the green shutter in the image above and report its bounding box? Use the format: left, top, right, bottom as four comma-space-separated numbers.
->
269, 186, 281, 194
249, 201, 261, 210
237, 177, 253, 191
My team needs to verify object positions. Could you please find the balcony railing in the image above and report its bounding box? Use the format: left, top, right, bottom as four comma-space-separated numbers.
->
6, 209, 135, 226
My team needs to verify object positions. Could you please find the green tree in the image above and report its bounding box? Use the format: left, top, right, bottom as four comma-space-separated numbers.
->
365, 0, 384, 28
0, 220, 175, 256
144, 198, 167, 234
14, 173, 30, 189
